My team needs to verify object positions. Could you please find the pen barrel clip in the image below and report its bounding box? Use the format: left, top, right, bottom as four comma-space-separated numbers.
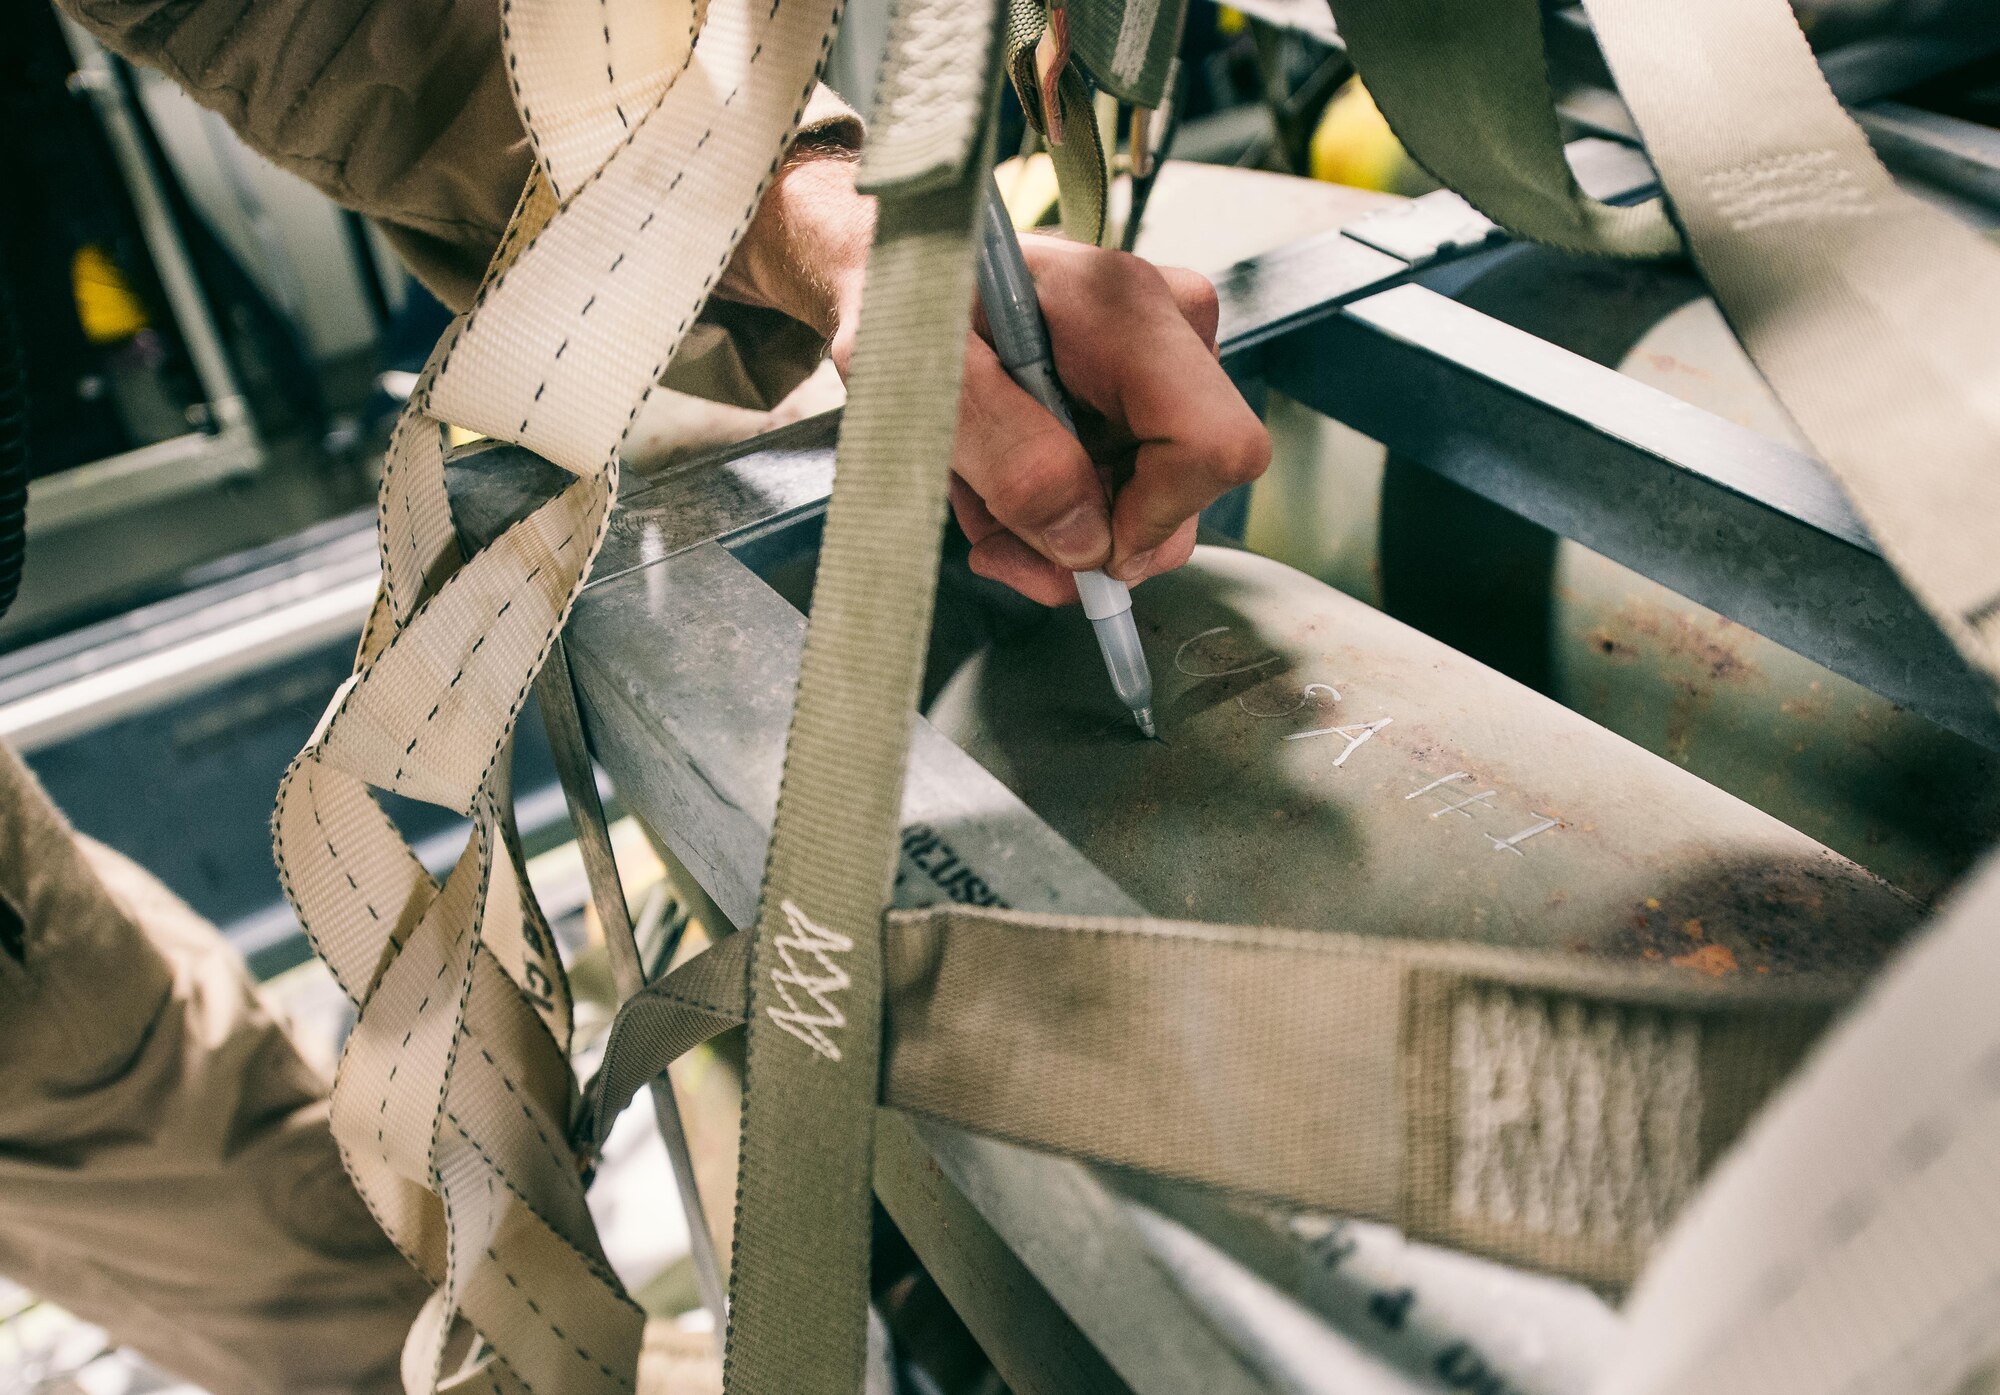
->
1075, 569, 1131, 621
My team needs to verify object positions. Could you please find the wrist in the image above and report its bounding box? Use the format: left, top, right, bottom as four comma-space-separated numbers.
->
716, 153, 875, 340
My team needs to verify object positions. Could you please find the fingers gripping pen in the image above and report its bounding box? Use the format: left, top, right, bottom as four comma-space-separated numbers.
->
974, 173, 1159, 738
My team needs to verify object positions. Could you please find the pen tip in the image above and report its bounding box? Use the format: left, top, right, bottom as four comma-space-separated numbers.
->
1134, 707, 1157, 740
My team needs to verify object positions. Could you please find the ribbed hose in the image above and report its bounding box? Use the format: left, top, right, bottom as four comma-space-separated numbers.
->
0, 255, 27, 625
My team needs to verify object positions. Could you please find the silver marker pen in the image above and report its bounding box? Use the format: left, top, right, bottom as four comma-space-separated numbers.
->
975, 173, 1158, 739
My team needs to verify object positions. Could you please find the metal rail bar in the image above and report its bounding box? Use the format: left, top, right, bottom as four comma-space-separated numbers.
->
1267, 283, 2000, 750
535, 641, 730, 1332
1854, 100, 2000, 213
49, 16, 264, 532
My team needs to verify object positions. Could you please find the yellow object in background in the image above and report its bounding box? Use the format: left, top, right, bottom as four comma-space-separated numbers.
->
993, 152, 1063, 229
1309, 79, 1417, 193
71, 244, 149, 344
1215, 5, 1246, 35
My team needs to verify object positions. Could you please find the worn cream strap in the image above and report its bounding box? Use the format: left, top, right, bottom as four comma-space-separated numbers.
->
1564, 1, 2000, 1391
595, 906, 1849, 1288
1316, 0, 2000, 1390
273, 0, 840, 1389
1580, 0, 2000, 690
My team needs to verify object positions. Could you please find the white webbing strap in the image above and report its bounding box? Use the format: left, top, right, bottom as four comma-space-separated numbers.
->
273, 0, 840, 1389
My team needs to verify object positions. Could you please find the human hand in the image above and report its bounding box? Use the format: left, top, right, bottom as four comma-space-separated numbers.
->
722, 159, 1269, 605
830, 235, 1268, 605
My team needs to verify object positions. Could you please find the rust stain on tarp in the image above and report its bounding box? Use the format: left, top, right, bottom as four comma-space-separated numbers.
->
1672, 943, 1739, 977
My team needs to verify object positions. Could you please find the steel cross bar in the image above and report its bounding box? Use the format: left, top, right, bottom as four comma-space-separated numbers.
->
1267, 282, 2000, 750
446, 213, 1421, 930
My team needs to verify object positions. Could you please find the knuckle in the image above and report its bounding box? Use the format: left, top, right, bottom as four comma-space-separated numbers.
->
1215, 425, 1273, 487
1104, 248, 1167, 295
1177, 271, 1219, 320
1101, 247, 1144, 277
984, 442, 1080, 525
1191, 283, 1220, 335
980, 471, 1043, 526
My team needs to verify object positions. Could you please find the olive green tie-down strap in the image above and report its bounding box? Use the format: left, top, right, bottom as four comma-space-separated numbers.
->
1320, 0, 1679, 259
1061, 0, 1186, 107
723, 3, 1006, 1393
271, 0, 842, 1390
1004, 0, 1111, 245
598, 907, 1849, 1291
1000, 0, 1187, 244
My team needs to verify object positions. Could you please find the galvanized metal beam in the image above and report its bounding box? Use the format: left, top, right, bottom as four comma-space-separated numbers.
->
1267, 282, 2000, 750
876, 1115, 1272, 1395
